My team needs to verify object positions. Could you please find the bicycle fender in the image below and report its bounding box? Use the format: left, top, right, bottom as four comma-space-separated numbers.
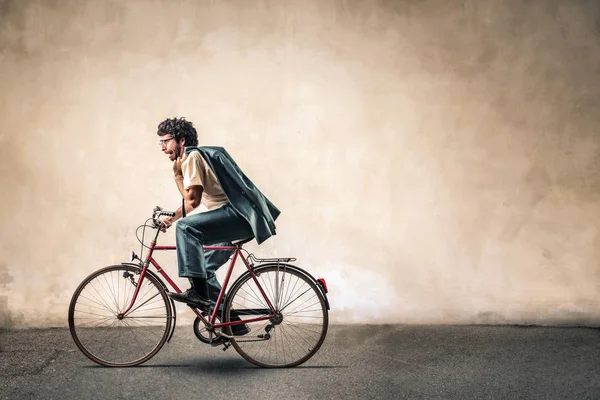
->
249, 263, 331, 310
120, 262, 178, 343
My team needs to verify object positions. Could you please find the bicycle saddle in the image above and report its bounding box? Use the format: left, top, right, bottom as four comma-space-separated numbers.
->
232, 236, 254, 246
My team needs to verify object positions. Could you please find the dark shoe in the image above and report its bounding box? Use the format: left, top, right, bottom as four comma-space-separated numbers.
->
229, 311, 251, 336
168, 289, 210, 312
230, 323, 251, 336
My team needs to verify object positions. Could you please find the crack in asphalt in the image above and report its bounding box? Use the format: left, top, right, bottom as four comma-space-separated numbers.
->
1, 349, 61, 377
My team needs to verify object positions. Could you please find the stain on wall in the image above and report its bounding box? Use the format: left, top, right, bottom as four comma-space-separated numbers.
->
0, 0, 599, 327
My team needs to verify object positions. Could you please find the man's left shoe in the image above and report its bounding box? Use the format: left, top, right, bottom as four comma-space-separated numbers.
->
168, 289, 211, 312
228, 310, 251, 336
230, 323, 251, 336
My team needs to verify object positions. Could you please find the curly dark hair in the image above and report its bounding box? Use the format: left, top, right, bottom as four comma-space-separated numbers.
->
156, 117, 198, 147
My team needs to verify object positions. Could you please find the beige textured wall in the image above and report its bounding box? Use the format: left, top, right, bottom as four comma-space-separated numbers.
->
1, 0, 599, 328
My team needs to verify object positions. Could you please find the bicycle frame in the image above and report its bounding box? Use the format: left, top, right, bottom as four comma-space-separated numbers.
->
120, 227, 277, 334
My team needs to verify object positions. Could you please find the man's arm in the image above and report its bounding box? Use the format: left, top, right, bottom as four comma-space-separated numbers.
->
171, 152, 204, 209
160, 193, 200, 231
170, 200, 197, 223
174, 177, 203, 209
167, 181, 202, 225
161, 152, 203, 230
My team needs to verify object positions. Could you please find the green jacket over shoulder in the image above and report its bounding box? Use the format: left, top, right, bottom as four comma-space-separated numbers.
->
185, 146, 280, 244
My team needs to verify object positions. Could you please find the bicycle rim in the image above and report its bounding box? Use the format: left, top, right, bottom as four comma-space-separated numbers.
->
225, 264, 328, 368
68, 265, 172, 367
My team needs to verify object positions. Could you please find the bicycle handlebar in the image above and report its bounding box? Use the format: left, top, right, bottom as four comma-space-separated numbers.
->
152, 206, 175, 229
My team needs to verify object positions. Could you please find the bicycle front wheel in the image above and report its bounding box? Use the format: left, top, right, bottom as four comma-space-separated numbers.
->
224, 264, 329, 368
68, 265, 173, 367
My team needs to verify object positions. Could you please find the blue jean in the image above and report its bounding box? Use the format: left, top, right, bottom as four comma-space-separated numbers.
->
176, 203, 254, 306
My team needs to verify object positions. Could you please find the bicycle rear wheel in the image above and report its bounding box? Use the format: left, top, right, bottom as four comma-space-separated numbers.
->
68, 265, 173, 367
224, 264, 328, 368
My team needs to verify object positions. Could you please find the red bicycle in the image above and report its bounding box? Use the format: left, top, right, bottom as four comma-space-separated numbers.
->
68, 206, 330, 368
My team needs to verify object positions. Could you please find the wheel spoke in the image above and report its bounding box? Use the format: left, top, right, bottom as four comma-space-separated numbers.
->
225, 265, 328, 368
68, 266, 172, 367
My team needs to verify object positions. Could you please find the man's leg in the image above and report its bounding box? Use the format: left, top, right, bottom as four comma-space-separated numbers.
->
204, 243, 234, 310
204, 244, 251, 336
185, 245, 231, 305
171, 204, 253, 311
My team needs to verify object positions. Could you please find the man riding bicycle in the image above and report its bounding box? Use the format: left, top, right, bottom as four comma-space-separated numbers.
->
157, 117, 280, 336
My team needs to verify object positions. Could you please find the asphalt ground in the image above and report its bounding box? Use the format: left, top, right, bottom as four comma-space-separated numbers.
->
1, 324, 599, 399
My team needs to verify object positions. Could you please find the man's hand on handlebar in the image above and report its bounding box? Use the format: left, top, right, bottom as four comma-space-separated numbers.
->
152, 207, 177, 232
159, 216, 174, 232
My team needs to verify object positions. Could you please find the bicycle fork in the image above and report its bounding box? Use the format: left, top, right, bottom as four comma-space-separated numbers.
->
118, 263, 178, 343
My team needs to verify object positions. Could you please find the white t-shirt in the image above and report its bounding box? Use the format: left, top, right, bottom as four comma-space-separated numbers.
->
181, 151, 229, 211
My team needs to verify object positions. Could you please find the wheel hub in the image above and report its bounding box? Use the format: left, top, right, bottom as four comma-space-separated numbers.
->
271, 312, 283, 325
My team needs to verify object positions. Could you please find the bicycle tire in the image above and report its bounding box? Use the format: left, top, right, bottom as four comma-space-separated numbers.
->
68, 265, 173, 367
224, 263, 329, 368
